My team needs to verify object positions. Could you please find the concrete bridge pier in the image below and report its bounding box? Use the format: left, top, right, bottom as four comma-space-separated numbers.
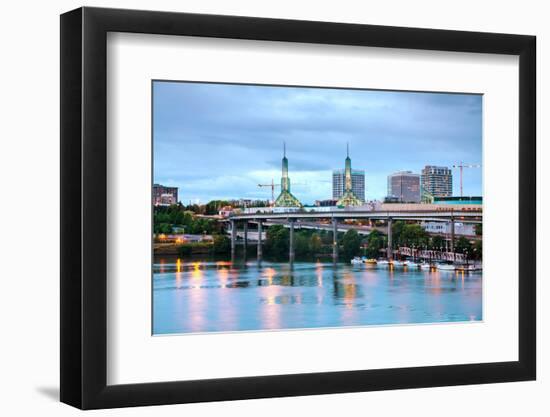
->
243, 222, 248, 258
387, 217, 393, 260
289, 219, 295, 263
450, 216, 455, 253
332, 218, 338, 262
230, 219, 236, 258
257, 220, 263, 262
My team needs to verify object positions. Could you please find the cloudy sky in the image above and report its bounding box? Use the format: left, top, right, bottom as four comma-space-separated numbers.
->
153, 81, 482, 205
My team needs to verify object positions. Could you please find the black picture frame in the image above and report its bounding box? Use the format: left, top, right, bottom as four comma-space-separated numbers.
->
60, 6, 536, 410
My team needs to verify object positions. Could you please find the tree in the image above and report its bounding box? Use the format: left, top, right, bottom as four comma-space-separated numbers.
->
430, 235, 445, 250
309, 233, 322, 255
172, 209, 185, 225
472, 239, 482, 260
211, 234, 230, 254
154, 205, 209, 234
155, 223, 172, 234
321, 230, 334, 245
294, 232, 310, 257
391, 220, 406, 244
364, 229, 385, 259
475, 223, 482, 236
454, 236, 472, 254
400, 224, 429, 247
264, 225, 289, 259
205, 200, 230, 215
342, 229, 362, 260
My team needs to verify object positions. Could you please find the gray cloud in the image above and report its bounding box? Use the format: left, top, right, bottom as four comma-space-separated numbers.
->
154, 82, 482, 204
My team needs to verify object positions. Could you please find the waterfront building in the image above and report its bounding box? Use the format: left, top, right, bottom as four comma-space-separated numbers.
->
384, 196, 400, 203
228, 198, 270, 208
421, 221, 476, 237
434, 196, 482, 205
153, 183, 178, 206
274, 143, 302, 207
387, 171, 421, 203
315, 199, 339, 207
218, 206, 235, 218
421, 165, 453, 200
336, 145, 363, 207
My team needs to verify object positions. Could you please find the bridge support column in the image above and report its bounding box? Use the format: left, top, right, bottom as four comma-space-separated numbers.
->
289, 219, 295, 263
450, 216, 455, 254
230, 219, 236, 258
387, 217, 393, 260
332, 218, 338, 262
243, 222, 248, 257
257, 221, 263, 262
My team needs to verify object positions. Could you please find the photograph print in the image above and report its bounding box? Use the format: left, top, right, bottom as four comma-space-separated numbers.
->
152, 81, 483, 336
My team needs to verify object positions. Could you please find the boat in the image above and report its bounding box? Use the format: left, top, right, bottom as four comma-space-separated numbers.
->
436, 263, 456, 271
405, 261, 418, 268
391, 260, 405, 267
419, 262, 431, 270
377, 259, 390, 266
456, 264, 482, 272
350, 257, 363, 265
364, 258, 378, 265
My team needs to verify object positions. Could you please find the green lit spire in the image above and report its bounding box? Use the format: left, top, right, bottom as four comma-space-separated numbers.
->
337, 143, 362, 207
344, 142, 352, 191
281, 142, 289, 191
274, 142, 302, 208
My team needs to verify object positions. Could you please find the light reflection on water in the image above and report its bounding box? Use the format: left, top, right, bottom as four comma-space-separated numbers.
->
153, 259, 482, 335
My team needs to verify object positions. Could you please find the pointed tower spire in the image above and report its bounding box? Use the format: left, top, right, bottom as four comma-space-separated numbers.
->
281, 142, 288, 186
274, 142, 302, 208
337, 142, 362, 207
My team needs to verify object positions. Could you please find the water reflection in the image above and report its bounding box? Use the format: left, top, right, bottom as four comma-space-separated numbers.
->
153, 258, 482, 335
315, 261, 324, 288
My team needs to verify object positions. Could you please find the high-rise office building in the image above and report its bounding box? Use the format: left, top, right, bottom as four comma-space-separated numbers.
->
387, 171, 421, 203
153, 184, 179, 206
421, 165, 453, 199
333, 170, 365, 202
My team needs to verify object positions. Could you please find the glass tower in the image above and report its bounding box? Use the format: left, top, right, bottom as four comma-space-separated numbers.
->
421, 165, 453, 200
387, 171, 421, 203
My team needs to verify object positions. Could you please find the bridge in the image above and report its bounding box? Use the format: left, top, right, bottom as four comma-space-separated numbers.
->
264, 219, 379, 236
227, 209, 482, 263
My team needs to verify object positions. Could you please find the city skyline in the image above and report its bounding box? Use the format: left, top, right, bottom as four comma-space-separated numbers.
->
153, 81, 482, 205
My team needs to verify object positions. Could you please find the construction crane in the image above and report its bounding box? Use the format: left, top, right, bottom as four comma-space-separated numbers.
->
257, 179, 309, 205
452, 162, 481, 197
257, 179, 280, 205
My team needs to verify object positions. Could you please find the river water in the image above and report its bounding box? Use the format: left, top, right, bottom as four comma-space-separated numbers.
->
153, 258, 482, 335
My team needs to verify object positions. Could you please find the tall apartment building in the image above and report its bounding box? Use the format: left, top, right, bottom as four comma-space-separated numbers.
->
421, 166, 453, 199
387, 171, 421, 203
332, 169, 365, 202
153, 183, 179, 206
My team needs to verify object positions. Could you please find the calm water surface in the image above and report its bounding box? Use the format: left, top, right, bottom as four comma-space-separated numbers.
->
153, 258, 482, 335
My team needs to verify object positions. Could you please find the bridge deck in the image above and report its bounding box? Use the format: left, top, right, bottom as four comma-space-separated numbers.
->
229, 210, 482, 223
